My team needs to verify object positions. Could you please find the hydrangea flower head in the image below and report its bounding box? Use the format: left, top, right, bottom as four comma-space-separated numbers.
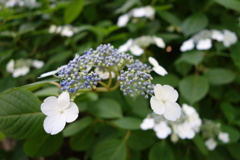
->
150, 84, 181, 121
41, 92, 79, 135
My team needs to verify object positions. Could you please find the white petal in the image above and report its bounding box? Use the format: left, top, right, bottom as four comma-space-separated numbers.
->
38, 70, 57, 78
32, 60, 44, 69
162, 85, 179, 102
57, 92, 70, 110
182, 104, 196, 116
144, 6, 155, 19
118, 39, 133, 53
223, 30, 238, 47
180, 39, 194, 52
41, 96, 59, 116
43, 113, 66, 135
140, 118, 155, 130
163, 102, 181, 121
205, 138, 217, 151
148, 57, 159, 67
153, 36, 165, 48
64, 102, 79, 123
211, 30, 224, 42
218, 132, 229, 143
153, 66, 168, 76
49, 25, 57, 33
132, 7, 146, 17
117, 14, 130, 27
150, 96, 165, 115
196, 39, 212, 50
6, 59, 14, 73
130, 45, 144, 56
13, 66, 30, 78
154, 121, 171, 139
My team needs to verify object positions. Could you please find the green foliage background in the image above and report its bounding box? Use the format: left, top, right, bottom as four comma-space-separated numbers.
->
0, 0, 240, 159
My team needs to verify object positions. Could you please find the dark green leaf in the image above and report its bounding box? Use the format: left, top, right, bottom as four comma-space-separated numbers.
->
64, 0, 85, 24
157, 11, 181, 26
149, 141, 175, 160
178, 51, 205, 65
221, 125, 240, 143
227, 143, 240, 160
112, 117, 142, 130
204, 68, 235, 85
152, 74, 180, 87
231, 42, 240, 69
193, 134, 208, 155
214, 0, 240, 12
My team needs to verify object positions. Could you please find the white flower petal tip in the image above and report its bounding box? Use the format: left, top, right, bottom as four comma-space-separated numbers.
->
130, 45, 144, 56
154, 121, 172, 139
38, 65, 67, 78
41, 92, 79, 135
218, 132, 229, 143
180, 39, 194, 52
205, 138, 217, 151
140, 118, 155, 130
223, 30, 238, 47
196, 39, 212, 50
211, 30, 224, 42
117, 14, 130, 27
148, 57, 168, 76
150, 84, 181, 121
153, 36, 165, 48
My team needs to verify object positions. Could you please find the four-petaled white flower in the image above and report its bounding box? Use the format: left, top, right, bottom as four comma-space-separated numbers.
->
150, 84, 181, 121
205, 138, 217, 151
41, 92, 79, 135
148, 57, 168, 76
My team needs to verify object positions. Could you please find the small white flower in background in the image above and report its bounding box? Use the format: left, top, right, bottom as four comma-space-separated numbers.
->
211, 30, 224, 42
6, 59, 15, 73
150, 84, 181, 121
196, 39, 212, 50
153, 121, 172, 139
180, 39, 194, 52
49, 25, 78, 37
117, 6, 155, 27
117, 14, 130, 27
218, 132, 229, 143
12, 66, 30, 78
41, 92, 79, 135
205, 138, 217, 151
140, 117, 155, 130
172, 123, 195, 139
223, 30, 238, 47
94, 67, 115, 80
5, 0, 39, 8
148, 57, 168, 76
38, 65, 67, 78
118, 36, 165, 56
32, 60, 44, 69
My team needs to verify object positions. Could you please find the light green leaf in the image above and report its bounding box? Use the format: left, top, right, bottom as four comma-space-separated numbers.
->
204, 68, 236, 85
92, 138, 127, 160
23, 131, 63, 157
63, 116, 93, 137
88, 98, 122, 119
64, 0, 85, 24
181, 12, 208, 36
214, 0, 240, 12
0, 89, 44, 139
193, 134, 208, 155
178, 51, 205, 65
179, 75, 209, 104
149, 141, 174, 160
112, 117, 142, 130
70, 126, 95, 151
34, 87, 60, 97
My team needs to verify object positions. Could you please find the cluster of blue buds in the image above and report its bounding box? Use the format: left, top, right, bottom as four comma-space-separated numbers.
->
57, 44, 155, 98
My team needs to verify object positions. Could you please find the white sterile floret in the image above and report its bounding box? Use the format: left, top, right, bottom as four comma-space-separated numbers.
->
218, 132, 229, 143
130, 45, 144, 56
144, 6, 155, 19
180, 39, 194, 52
12, 66, 30, 78
172, 123, 195, 139
132, 7, 146, 18
150, 84, 181, 121
205, 138, 217, 150
32, 60, 44, 69
118, 39, 133, 53
94, 67, 115, 80
38, 65, 67, 78
41, 92, 79, 135
148, 57, 168, 76
117, 14, 130, 27
140, 117, 155, 130
6, 59, 14, 73
196, 39, 212, 50
223, 30, 238, 47
211, 30, 224, 42
153, 121, 172, 139
153, 36, 165, 48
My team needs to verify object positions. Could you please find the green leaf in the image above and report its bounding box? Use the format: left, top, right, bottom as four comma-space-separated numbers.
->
34, 87, 60, 97
0, 89, 44, 139
214, 0, 240, 12
220, 103, 236, 123
221, 125, 240, 143
178, 51, 205, 65
152, 73, 180, 87
64, 0, 85, 24
112, 117, 142, 130
157, 11, 181, 26
193, 134, 208, 155
92, 138, 127, 160
181, 12, 208, 36
88, 98, 122, 119
128, 130, 155, 150
231, 42, 240, 69
149, 141, 174, 160
179, 75, 209, 104
227, 143, 240, 160
204, 68, 236, 85
70, 126, 95, 151
23, 131, 63, 157
63, 116, 93, 137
